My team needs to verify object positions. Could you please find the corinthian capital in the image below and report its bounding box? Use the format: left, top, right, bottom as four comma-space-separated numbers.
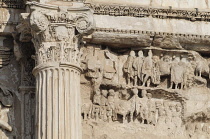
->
19, 1, 95, 68
28, 1, 95, 38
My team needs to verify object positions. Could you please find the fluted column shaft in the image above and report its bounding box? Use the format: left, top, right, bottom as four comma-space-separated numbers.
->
34, 64, 81, 139
20, 1, 94, 139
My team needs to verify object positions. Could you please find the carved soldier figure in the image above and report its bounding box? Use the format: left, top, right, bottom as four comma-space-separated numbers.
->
93, 88, 101, 105
158, 55, 172, 75
156, 101, 166, 126
172, 103, 182, 128
107, 89, 116, 120
92, 105, 100, 121
142, 50, 153, 87
186, 123, 195, 138
139, 90, 149, 124
131, 88, 140, 122
100, 90, 108, 121
82, 103, 92, 121
170, 56, 184, 89
106, 105, 113, 122
101, 90, 108, 106
133, 50, 144, 86
123, 51, 136, 86
85, 53, 103, 89
119, 89, 130, 100
179, 57, 189, 89
195, 57, 204, 77
92, 88, 101, 121
194, 123, 203, 134
164, 102, 172, 125
152, 56, 161, 85
147, 93, 156, 125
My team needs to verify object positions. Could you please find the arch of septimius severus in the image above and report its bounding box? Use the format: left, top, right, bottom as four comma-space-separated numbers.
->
0, 0, 210, 138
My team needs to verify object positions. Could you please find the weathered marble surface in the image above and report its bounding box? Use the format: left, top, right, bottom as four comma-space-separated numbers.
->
0, 0, 210, 139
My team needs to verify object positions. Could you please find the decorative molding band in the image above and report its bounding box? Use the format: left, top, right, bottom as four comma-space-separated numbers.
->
85, 3, 210, 22
0, 1, 25, 9
94, 27, 210, 39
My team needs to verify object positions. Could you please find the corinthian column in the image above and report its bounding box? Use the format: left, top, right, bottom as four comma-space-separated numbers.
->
24, 1, 95, 139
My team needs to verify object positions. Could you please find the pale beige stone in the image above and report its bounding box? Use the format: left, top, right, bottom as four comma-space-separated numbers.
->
0, 0, 210, 139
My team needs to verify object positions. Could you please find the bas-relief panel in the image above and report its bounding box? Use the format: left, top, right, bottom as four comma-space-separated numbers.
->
0, 36, 21, 139
80, 45, 210, 139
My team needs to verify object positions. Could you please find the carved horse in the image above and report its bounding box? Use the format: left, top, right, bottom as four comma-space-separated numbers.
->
114, 96, 136, 123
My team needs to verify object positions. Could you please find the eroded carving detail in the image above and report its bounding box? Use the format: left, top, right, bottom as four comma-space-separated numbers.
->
81, 45, 210, 138
86, 3, 210, 22
0, 86, 14, 137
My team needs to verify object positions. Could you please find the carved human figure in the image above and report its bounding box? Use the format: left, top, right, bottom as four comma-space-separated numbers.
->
92, 88, 101, 121
82, 103, 92, 121
107, 89, 116, 120
179, 57, 190, 89
103, 50, 117, 83
156, 101, 166, 126
123, 51, 136, 86
0, 104, 12, 132
101, 90, 108, 106
152, 56, 161, 85
170, 56, 185, 89
85, 54, 103, 88
147, 93, 156, 125
133, 50, 144, 86
100, 90, 108, 121
131, 88, 139, 122
106, 105, 113, 123
194, 123, 202, 134
93, 88, 101, 105
158, 55, 172, 75
164, 102, 173, 125
172, 103, 182, 128
195, 58, 204, 77
119, 89, 130, 100
92, 105, 100, 121
139, 90, 148, 124
142, 50, 153, 87
186, 123, 195, 138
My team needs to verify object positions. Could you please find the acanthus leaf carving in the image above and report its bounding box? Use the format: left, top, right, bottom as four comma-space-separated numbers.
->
22, 2, 95, 67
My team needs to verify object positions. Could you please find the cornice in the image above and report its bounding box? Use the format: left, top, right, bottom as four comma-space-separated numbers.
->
26, 1, 59, 10
94, 28, 210, 39
27, 1, 90, 11
85, 3, 210, 22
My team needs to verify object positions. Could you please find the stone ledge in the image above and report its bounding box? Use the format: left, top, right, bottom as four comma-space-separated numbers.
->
84, 28, 210, 54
